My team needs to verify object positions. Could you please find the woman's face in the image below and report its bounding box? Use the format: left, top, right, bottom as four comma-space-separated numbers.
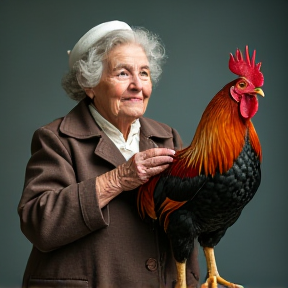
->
87, 43, 152, 131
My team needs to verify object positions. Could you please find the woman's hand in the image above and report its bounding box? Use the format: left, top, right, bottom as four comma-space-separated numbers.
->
119, 147, 176, 188
96, 148, 175, 207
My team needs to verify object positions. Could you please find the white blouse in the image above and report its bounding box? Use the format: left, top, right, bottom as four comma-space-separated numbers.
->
89, 104, 140, 160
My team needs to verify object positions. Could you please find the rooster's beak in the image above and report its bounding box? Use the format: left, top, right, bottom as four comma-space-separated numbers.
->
254, 88, 264, 97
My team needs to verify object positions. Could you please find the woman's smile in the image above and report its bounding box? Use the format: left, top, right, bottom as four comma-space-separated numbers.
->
121, 96, 143, 102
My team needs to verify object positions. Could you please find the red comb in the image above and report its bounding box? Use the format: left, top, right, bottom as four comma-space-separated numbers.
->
229, 45, 264, 87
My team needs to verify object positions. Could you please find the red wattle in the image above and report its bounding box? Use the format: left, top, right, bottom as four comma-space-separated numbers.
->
240, 94, 258, 119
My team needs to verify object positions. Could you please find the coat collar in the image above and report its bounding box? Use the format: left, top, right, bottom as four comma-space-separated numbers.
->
60, 98, 102, 139
59, 98, 173, 167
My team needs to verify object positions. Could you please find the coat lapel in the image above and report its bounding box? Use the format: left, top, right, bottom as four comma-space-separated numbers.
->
93, 132, 126, 167
139, 130, 159, 151
59, 98, 126, 168
139, 117, 174, 151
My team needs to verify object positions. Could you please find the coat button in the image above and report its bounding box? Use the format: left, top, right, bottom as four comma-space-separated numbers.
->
145, 258, 158, 271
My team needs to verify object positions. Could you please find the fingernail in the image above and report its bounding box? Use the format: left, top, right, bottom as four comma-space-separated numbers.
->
170, 149, 176, 155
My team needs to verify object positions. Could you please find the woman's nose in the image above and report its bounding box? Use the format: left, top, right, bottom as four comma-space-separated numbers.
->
129, 74, 143, 91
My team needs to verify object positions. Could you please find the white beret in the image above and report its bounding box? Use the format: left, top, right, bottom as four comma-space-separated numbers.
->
68, 20, 132, 68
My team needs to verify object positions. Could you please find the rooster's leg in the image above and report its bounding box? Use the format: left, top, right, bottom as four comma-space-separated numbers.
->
175, 260, 187, 288
201, 247, 244, 288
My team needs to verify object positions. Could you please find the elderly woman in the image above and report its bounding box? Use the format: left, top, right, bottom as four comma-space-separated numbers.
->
18, 21, 199, 288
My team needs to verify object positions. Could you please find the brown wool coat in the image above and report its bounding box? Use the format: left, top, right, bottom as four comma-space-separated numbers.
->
18, 98, 200, 288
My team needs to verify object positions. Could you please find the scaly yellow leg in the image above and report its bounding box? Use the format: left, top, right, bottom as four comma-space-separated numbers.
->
175, 260, 187, 288
201, 247, 244, 288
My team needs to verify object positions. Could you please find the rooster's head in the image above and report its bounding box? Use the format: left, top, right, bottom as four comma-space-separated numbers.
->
229, 46, 264, 119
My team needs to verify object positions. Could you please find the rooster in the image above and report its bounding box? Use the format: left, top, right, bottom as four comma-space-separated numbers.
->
137, 46, 264, 288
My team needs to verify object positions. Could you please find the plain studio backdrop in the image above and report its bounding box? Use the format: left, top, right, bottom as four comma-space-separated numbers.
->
0, 1, 287, 287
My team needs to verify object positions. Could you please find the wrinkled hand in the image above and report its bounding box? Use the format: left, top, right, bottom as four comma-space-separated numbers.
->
96, 148, 175, 207
119, 147, 176, 189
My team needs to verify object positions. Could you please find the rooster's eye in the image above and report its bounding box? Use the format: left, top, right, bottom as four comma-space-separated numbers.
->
238, 82, 247, 88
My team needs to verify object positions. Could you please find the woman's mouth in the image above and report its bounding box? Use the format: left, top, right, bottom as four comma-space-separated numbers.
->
121, 97, 143, 102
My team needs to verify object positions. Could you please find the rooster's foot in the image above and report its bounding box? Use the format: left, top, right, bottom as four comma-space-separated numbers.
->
200, 276, 244, 288
201, 247, 244, 288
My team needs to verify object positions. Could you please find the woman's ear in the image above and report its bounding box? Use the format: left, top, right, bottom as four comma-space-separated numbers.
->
84, 88, 94, 100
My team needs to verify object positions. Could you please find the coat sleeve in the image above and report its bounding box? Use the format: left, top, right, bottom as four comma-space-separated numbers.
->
18, 127, 109, 252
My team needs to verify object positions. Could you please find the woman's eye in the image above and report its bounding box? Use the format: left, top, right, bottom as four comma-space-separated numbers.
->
140, 71, 149, 77
118, 71, 129, 78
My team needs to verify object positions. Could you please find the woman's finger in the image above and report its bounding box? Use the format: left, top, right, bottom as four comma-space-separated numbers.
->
136, 148, 175, 161
145, 164, 170, 177
143, 155, 174, 168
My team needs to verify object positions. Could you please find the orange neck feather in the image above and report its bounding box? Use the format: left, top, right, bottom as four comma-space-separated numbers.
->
178, 81, 262, 176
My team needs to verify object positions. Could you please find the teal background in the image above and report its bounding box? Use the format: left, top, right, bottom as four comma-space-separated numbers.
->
1, 1, 287, 287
